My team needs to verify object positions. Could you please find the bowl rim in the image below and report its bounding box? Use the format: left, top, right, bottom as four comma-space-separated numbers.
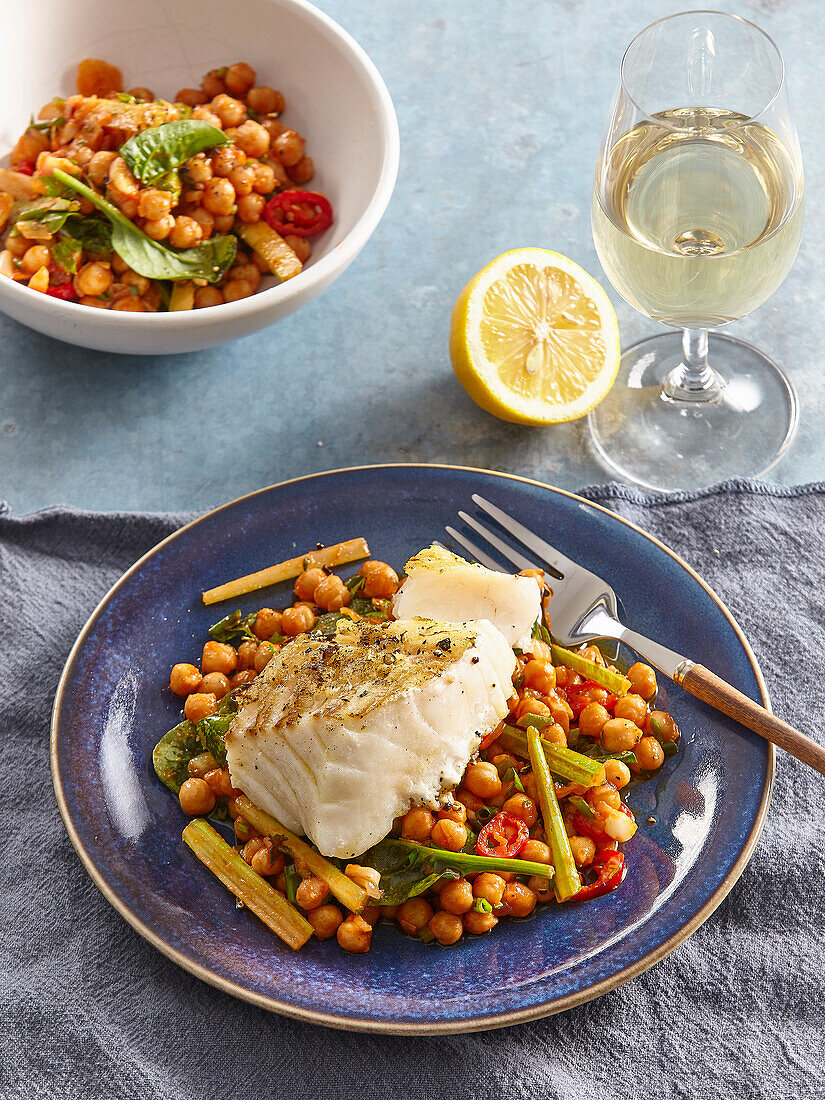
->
0, 0, 400, 328
50, 462, 774, 1034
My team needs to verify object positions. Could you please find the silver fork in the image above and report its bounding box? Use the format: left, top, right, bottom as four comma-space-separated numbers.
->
446, 493, 825, 776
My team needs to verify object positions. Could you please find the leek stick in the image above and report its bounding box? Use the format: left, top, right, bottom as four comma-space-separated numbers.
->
551, 644, 631, 697
527, 727, 581, 901
202, 537, 370, 605
233, 795, 367, 912
498, 726, 605, 787
182, 819, 312, 949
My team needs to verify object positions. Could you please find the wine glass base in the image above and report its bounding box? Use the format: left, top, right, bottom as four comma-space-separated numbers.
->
587, 331, 798, 492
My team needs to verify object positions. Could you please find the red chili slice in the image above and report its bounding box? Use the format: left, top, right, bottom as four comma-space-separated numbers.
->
14, 160, 35, 176
479, 720, 505, 752
45, 283, 77, 300
476, 812, 529, 858
263, 190, 333, 238
571, 849, 626, 901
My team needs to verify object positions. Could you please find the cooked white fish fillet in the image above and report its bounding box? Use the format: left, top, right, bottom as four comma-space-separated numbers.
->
392, 545, 541, 651
225, 617, 515, 858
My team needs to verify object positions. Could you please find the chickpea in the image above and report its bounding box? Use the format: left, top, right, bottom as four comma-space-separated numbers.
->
463, 909, 498, 935
236, 193, 265, 223
223, 278, 255, 302
234, 815, 256, 844
5, 235, 29, 258
313, 574, 351, 612
358, 561, 400, 598
107, 156, 138, 197
283, 234, 312, 263
473, 872, 506, 907
185, 153, 213, 185
111, 296, 146, 311
636, 735, 665, 771
177, 87, 208, 107
77, 296, 110, 308
601, 717, 643, 753
121, 270, 151, 296
202, 177, 236, 216
501, 792, 539, 828
272, 129, 305, 167
464, 761, 502, 800
613, 693, 648, 726
359, 905, 382, 926
87, 150, 118, 186
224, 62, 257, 96
501, 881, 537, 918
225, 163, 253, 196
336, 913, 372, 952
144, 214, 175, 241
74, 261, 113, 298
178, 777, 216, 816
235, 119, 270, 158
521, 839, 551, 865
523, 659, 556, 695
21, 245, 51, 275
430, 818, 467, 851
183, 692, 217, 723
261, 116, 286, 141
439, 878, 474, 915
455, 787, 484, 815
253, 608, 283, 639
296, 875, 329, 910
568, 835, 596, 867
543, 722, 567, 748
628, 662, 657, 700
137, 188, 173, 221
438, 801, 467, 825
547, 694, 573, 735
291, 567, 323, 602
230, 670, 256, 688
202, 640, 237, 676
13, 129, 49, 163
228, 263, 261, 290
287, 155, 314, 185
515, 695, 550, 722
194, 286, 224, 308
251, 844, 284, 877
647, 710, 679, 742
247, 86, 285, 115
555, 667, 582, 690
397, 897, 433, 936
604, 759, 632, 789
401, 807, 434, 842
201, 68, 227, 98
579, 701, 611, 740
252, 162, 276, 194
199, 671, 231, 699
307, 903, 343, 940
169, 662, 201, 696
587, 782, 622, 814
253, 642, 276, 673
111, 255, 130, 275
281, 604, 316, 635
211, 94, 247, 128
168, 216, 203, 250
428, 911, 463, 946
528, 874, 554, 903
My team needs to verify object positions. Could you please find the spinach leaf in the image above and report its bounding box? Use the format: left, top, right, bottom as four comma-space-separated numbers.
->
208, 609, 257, 645
345, 574, 365, 595
51, 235, 82, 274
576, 742, 639, 767
152, 719, 202, 794
360, 838, 460, 905
120, 120, 228, 186
52, 169, 237, 283
313, 611, 348, 637
14, 197, 80, 234
64, 214, 113, 256
196, 695, 238, 768
284, 862, 301, 903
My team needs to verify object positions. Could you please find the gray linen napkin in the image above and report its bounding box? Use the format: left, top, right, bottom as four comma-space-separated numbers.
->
1, 482, 823, 1100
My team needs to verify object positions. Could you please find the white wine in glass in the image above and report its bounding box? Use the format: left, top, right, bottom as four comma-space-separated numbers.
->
589, 14, 804, 491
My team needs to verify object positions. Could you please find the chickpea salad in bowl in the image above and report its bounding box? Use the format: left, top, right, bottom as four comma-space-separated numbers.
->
154, 536, 681, 954
0, 58, 331, 310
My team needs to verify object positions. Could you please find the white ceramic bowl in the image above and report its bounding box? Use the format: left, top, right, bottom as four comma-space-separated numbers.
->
0, 0, 398, 354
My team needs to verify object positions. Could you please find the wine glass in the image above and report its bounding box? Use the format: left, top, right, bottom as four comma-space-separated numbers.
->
589, 11, 804, 491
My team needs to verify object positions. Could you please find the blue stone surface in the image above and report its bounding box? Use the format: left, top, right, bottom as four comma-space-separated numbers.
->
1, 1, 823, 513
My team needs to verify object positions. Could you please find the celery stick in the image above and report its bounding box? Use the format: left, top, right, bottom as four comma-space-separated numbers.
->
527, 727, 581, 902
498, 726, 606, 788
182, 819, 312, 950
551, 644, 631, 697
233, 795, 367, 912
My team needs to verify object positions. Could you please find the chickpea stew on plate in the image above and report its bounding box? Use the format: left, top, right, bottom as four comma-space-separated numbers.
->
155, 534, 681, 954
0, 58, 332, 310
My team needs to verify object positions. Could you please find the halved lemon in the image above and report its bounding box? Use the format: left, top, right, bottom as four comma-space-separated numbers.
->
450, 249, 620, 425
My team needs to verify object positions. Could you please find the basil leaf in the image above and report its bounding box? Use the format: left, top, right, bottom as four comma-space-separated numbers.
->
52, 169, 236, 282
120, 120, 228, 185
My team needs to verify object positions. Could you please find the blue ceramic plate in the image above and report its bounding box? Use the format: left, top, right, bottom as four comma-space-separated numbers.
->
51, 465, 772, 1032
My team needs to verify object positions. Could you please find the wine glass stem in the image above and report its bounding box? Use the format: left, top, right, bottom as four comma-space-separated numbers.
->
662, 328, 724, 403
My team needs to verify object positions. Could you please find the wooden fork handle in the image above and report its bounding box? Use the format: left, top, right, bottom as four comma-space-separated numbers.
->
679, 663, 825, 775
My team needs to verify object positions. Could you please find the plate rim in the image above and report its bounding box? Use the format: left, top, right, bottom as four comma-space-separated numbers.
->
50, 463, 775, 1034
